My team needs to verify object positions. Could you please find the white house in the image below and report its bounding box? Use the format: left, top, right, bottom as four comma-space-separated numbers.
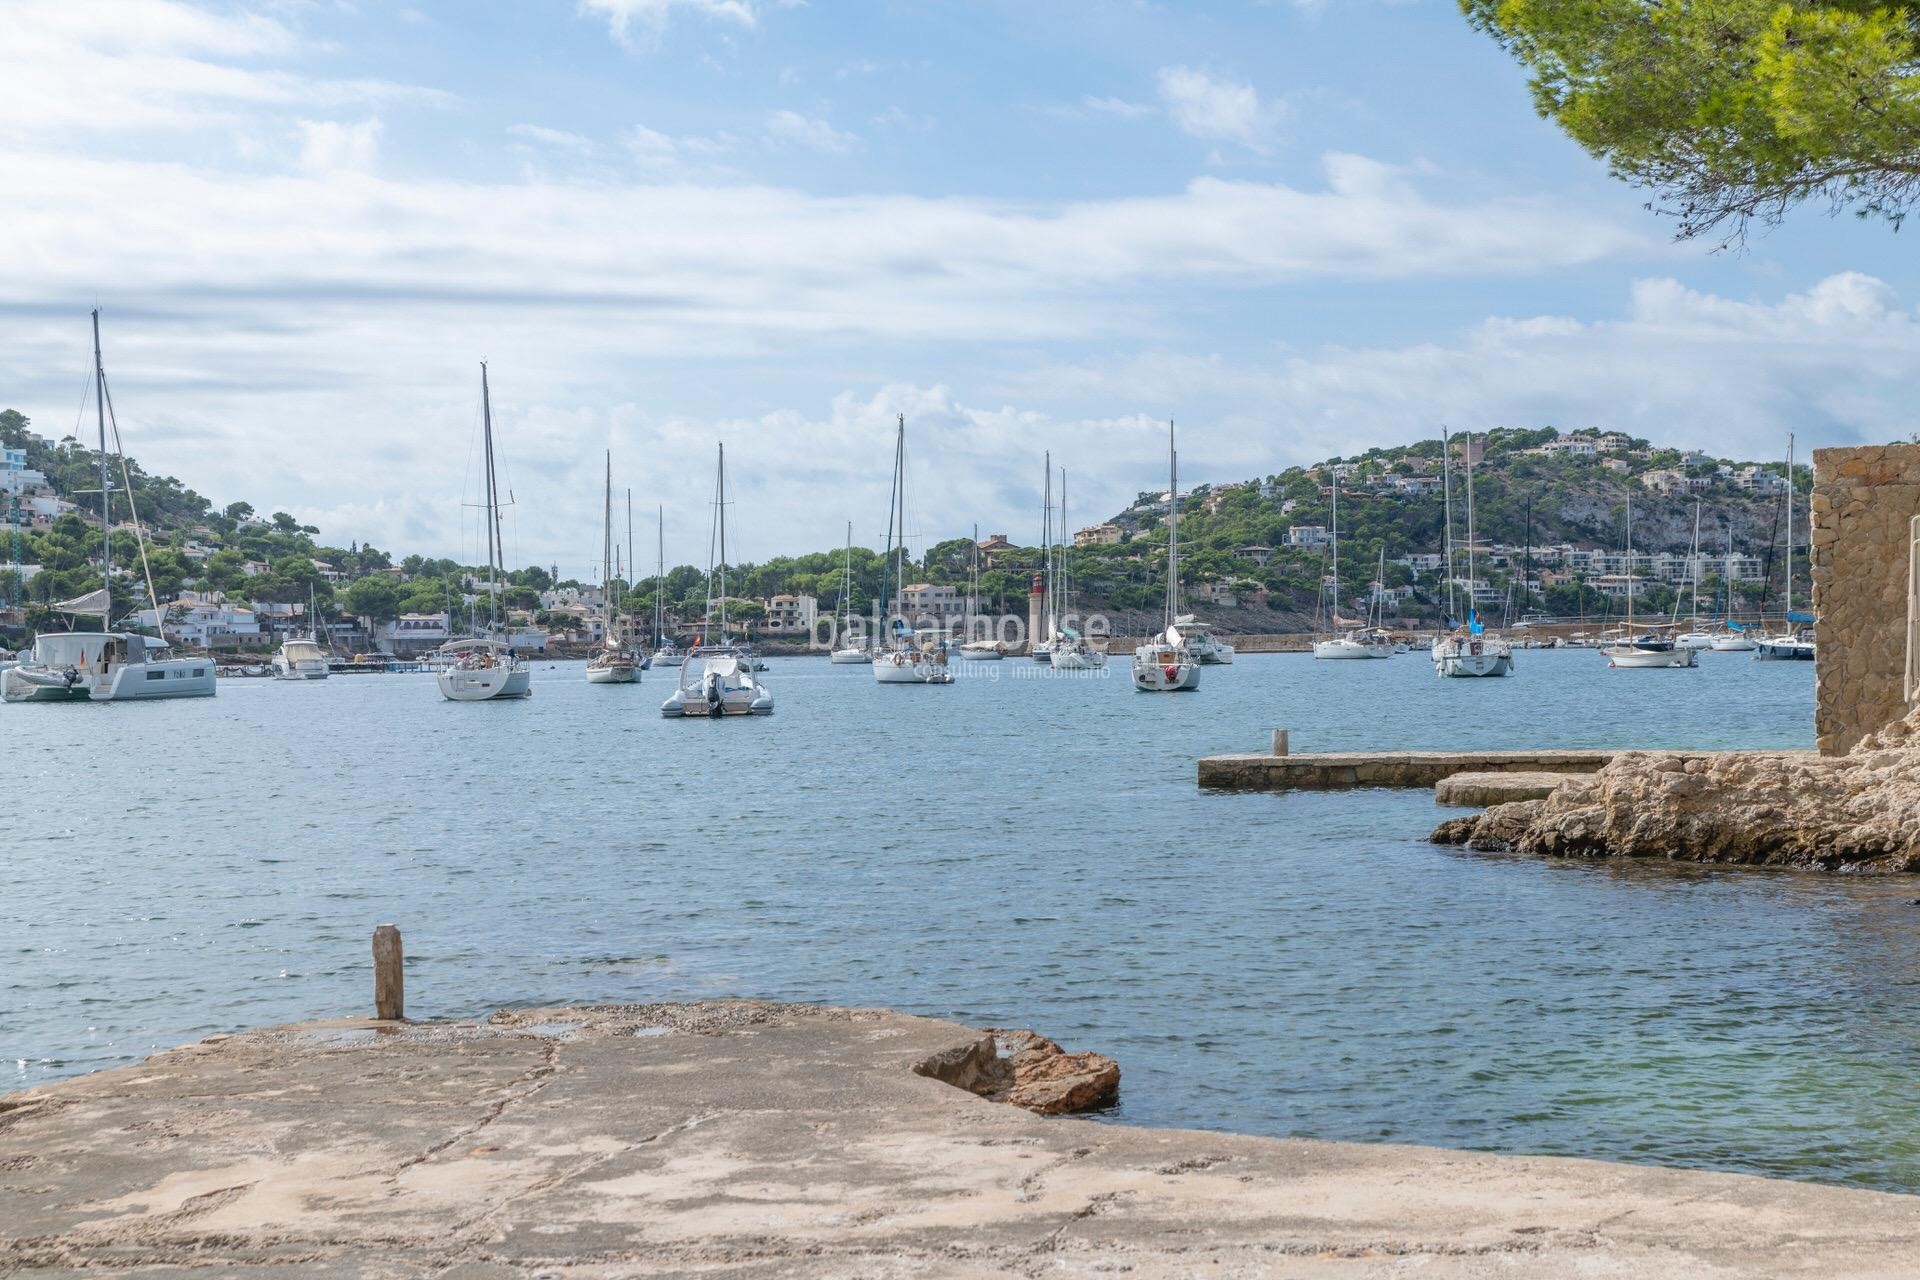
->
1285, 525, 1331, 547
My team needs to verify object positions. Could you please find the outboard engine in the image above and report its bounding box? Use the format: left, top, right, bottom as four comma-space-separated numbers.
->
704, 671, 724, 713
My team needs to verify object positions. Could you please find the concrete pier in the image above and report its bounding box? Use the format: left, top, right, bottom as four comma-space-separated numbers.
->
6, 1001, 1919, 1277
1199, 748, 1622, 791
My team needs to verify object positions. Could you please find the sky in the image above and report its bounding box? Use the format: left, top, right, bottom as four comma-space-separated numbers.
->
3, 0, 1918, 577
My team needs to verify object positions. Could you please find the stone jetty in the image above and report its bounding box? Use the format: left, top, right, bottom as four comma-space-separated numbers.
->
6, 1000, 1920, 1277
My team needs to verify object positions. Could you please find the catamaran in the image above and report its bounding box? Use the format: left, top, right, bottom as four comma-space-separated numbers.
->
1049, 469, 1106, 671
1132, 421, 1201, 693
436, 363, 532, 702
1431, 427, 1514, 677
872, 416, 953, 685
586, 452, 641, 684
2, 311, 216, 703
1754, 433, 1815, 661
662, 444, 774, 714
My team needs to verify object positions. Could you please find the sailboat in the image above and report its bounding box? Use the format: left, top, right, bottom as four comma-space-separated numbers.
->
1030, 454, 1061, 663
436, 363, 533, 701
1132, 421, 1201, 692
1049, 469, 1106, 670
1674, 501, 1715, 650
662, 444, 774, 714
649, 505, 683, 668
959, 522, 1004, 660
3, 311, 216, 703
1430, 427, 1514, 677
273, 585, 330, 680
1754, 433, 1815, 661
1313, 470, 1390, 659
586, 452, 641, 684
872, 415, 954, 685
1601, 488, 1696, 668
1710, 524, 1757, 651
830, 522, 874, 663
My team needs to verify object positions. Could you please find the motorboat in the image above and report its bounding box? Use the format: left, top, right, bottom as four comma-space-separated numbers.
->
1172, 614, 1234, 664
1710, 629, 1758, 652
661, 646, 773, 715
1132, 422, 1202, 694
1754, 630, 1815, 661
273, 636, 330, 680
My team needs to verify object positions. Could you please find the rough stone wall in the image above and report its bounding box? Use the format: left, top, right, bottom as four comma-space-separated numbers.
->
1812, 444, 1920, 755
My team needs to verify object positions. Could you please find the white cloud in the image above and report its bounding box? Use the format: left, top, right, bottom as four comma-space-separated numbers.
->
1081, 95, 1156, 120
1156, 65, 1281, 153
578, 0, 758, 47
296, 117, 381, 174
509, 123, 596, 155
763, 109, 857, 155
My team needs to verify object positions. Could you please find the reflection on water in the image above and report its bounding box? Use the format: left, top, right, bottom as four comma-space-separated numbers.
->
12, 650, 1914, 1190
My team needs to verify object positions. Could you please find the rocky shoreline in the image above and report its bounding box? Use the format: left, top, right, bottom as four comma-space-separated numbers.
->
1433, 704, 1920, 871
7, 1000, 1920, 1277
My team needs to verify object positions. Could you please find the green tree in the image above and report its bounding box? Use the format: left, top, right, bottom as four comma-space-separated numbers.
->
344, 574, 404, 624
1465, 0, 1920, 241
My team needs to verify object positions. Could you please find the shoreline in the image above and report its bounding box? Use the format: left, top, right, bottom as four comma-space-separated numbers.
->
5, 1000, 1916, 1277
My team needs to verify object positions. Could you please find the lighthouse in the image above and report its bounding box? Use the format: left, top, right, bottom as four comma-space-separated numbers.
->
1027, 571, 1048, 654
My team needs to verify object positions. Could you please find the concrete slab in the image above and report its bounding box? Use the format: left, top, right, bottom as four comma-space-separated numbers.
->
5, 1001, 1918, 1278
1435, 770, 1577, 806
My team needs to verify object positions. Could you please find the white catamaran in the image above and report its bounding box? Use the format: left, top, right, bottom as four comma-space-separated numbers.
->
436, 363, 532, 702
662, 444, 774, 715
586, 452, 642, 684
1132, 421, 1201, 693
3, 311, 216, 703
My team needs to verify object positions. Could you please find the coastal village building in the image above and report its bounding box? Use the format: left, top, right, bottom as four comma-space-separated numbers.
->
1074, 523, 1123, 546
975, 532, 1016, 568
1285, 525, 1331, 547
1235, 544, 1275, 566
761, 594, 819, 635
899, 583, 961, 621
382, 612, 451, 655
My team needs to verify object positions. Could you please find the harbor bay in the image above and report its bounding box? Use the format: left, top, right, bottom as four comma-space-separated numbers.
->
17, 650, 1915, 1192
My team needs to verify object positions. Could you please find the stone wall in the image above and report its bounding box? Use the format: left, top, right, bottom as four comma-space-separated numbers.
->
1811, 444, 1920, 755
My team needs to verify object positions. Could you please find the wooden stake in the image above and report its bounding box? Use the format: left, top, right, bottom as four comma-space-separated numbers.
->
373, 924, 404, 1020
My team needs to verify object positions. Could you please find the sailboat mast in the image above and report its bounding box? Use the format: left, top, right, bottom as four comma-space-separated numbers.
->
1784, 431, 1795, 619
1463, 430, 1477, 621
880, 418, 902, 646
655, 505, 665, 645
1167, 420, 1179, 629
479, 362, 501, 632
1059, 469, 1069, 628
1330, 470, 1340, 623
1624, 488, 1635, 630
1440, 426, 1455, 623
717, 444, 728, 636
92, 309, 111, 620
1041, 453, 1053, 642
602, 452, 613, 643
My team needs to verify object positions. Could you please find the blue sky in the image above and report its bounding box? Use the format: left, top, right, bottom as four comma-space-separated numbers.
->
2, 0, 1915, 575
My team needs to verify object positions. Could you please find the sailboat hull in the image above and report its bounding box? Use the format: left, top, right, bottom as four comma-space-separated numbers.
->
1049, 648, 1106, 671
437, 665, 533, 700
873, 652, 954, 683
584, 663, 640, 684
830, 648, 873, 664
1603, 646, 1697, 669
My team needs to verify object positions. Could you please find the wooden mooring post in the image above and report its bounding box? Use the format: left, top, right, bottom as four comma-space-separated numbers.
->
372, 924, 404, 1020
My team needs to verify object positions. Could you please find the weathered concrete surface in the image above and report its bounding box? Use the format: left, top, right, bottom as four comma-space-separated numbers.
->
1434, 769, 1573, 807
1199, 749, 1620, 791
7, 1001, 1920, 1279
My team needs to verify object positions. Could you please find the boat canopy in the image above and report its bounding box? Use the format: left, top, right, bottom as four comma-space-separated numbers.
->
32, 631, 139, 668
282, 640, 326, 662
53, 588, 111, 618
440, 638, 510, 654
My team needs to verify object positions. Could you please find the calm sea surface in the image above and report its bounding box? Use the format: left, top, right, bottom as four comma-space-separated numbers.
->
11, 647, 1917, 1191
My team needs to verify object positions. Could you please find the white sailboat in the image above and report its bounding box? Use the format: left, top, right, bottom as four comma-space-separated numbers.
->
273, 586, 330, 680
586, 452, 641, 684
1132, 421, 1201, 693
1601, 488, 1696, 669
829, 521, 874, 663
1030, 455, 1061, 663
872, 415, 953, 685
662, 444, 774, 714
1754, 433, 1815, 661
1431, 427, 1514, 677
958, 522, 1005, 660
1674, 500, 1715, 650
1175, 615, 1235, 664
649, 505, 683, 668
1313, 473, 1391, 660
3, 311, 216, 704
1710, 525, 1757, 650
1049, 469, 1106, 671
437, 362, 532, 702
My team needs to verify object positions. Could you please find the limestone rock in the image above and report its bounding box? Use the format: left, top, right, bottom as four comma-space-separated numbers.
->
985, 1028, 1121, 1114
1429, 705, 1920, 873
1434, 770, 1572, 807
